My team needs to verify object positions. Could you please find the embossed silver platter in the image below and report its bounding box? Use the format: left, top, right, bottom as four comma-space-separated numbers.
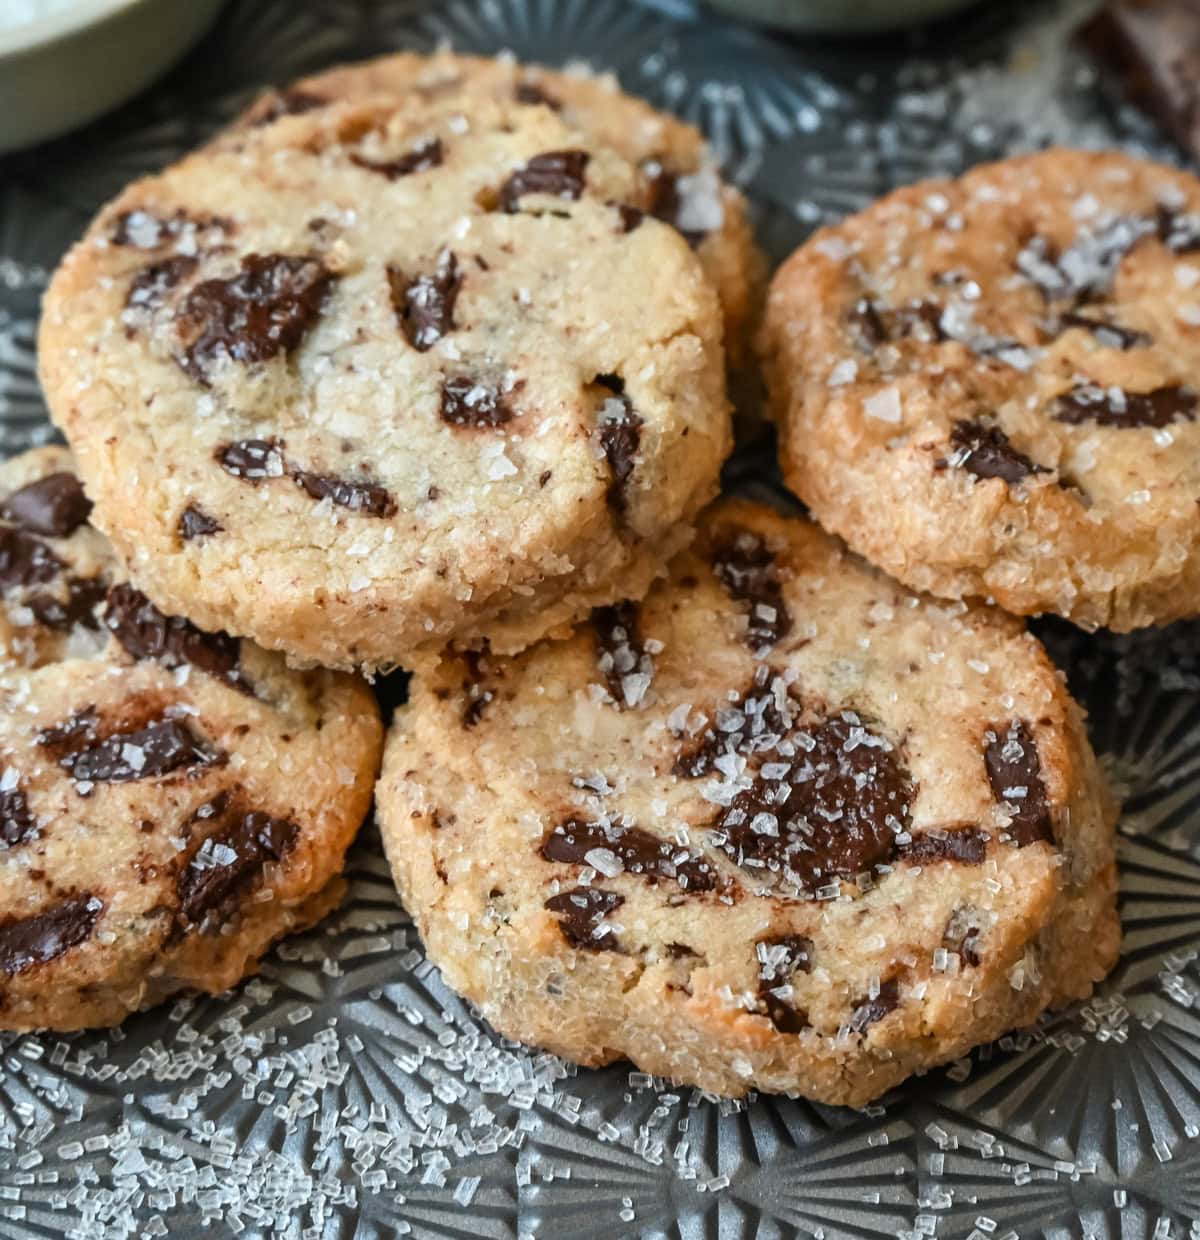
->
1, 0, 1198, 1235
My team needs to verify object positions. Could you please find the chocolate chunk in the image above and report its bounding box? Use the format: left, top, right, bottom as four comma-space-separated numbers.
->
461, 649, 493, 728
984, 719, 1052, 847
848, 298, 888, 351
0, 895, 101, 976
848, 977, 900, 1033
544, 886, 623, 951
1058, 310, 1150, 350
216, 439, 282, 481
0, 790, 36, 848
674, 671, 794, 779
711, 714, 912, 893
1054, 383, 1197, 428
643, 161, 706, 248
179, 505, 222, 540
253, 88, 328, 126
59, 719, 215, 787
514, 82, 561, 109
902, 826, 989, 865
27, 576, 106, 631
292, 469, 397, 518
943, 906, 984, 967
2, 473, 92, 538
1016, 218, 1153, 304
350, 137, 444, 180
104, 582, 247, 691
1157, 204, 1200, 253
711, 527, 792, 652
218, 440, 395, 516
111, 209, 230, 251
178, 806, 298, 926
127, 255, 197, 312
596, 388, 643, 514
541, 817, 721, 893
756, 934, 813, 1034
0, 527, 62, 591
941, 419, 1049, 485
181, 254, 334, 380
894, 299, 948, 342
500, 149, 590, 212
36, 707, 98, 757
1079, 0, 1200, 163
389, 249, 461, 351
441, 376, 513, 428
616, 203, 644, 233
591, 601, 653, 708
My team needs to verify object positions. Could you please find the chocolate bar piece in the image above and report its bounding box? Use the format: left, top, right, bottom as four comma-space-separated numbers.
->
1078, 0, 1200, 162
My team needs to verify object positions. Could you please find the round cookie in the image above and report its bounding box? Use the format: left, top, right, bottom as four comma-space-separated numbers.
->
759, 148, 1200, 631
0, 447, 382, 1031
243, 49, 764, 369
376, 499, 1119, 1106
39, 94, 730, 671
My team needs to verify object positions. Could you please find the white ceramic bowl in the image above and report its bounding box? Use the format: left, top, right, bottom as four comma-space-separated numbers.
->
0, 0, 225, 154
704, 0, 980, 33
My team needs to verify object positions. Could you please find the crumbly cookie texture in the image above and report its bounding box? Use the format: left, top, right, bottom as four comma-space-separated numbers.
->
243, 49, 765, 368
39, 95, 730, 671
759, 147, 1200, 632
376, 499, 1119, 1106
0, 447, 382, 1030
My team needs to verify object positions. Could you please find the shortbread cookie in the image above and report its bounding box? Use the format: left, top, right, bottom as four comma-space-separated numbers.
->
760, 148, 1200, 631
244, 49, 764, 367
0, 447, 382, 1030
376, 500, 1119, 1106
39, 95, 730, 670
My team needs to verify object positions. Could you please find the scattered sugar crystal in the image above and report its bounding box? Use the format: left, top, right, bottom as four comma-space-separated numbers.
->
864, 388, 902, 424
828, 358, 858, 386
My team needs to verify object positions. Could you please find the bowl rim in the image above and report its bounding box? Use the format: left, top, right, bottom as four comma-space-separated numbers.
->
0, 0, 149, 59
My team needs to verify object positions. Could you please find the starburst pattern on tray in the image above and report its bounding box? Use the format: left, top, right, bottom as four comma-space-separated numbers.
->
1, 0, 1200, 1235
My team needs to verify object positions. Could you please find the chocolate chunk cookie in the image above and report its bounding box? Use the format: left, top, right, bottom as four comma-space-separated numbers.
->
375, 500, 1118, 1105
242, 49, 764, 368
0, 448, 382, 1030
759, 149, 1200, 631
39, 95, 730, 671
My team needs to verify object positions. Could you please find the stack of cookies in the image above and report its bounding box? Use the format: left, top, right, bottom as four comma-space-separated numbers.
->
16, 47, 1195, 1109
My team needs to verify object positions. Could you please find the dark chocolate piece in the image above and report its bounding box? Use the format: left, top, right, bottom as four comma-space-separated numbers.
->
544, 886, 623, 951
1, 472, 92, 538
59, 719, 215, 787
541, 817, 720, 893
179, 505, 222, 540
0, 790, 36, 848
848, 977, 900, 1033
0, 895, 101, 976
1079, 0, 1200, 163
1054, 383, 1196, 428
181, 254, 334, 380
984, 719, 1053, 847
441, 376, 513, 428
902, 827, 989, 865
389, 249, 461, 351
350, 137, 444, 180
178, 805, 298, 925
500, 150, 590, 212
711, 527, 792, 652
941, 419, 1049, 485
756, 934, 813, 1034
